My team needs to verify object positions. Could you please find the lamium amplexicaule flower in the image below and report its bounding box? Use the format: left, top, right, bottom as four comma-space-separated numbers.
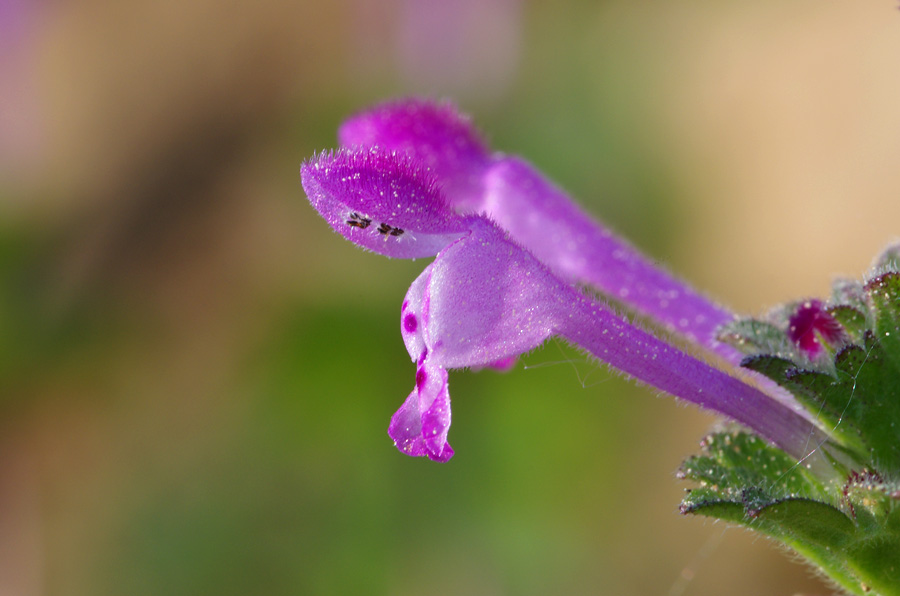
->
302, 99, 900, 595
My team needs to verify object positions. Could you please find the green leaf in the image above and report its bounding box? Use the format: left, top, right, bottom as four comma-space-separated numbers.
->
683, 493, 874, 596
680, 244, 900, 595
743, 336, 900, 474
828, 305, 869, 345
752, 497, 855, 547
844, 500, 900, 596
740, 353, 796, 385
717, 318, 798, 358
846, 535, 900, 596
678, 431, 900, 596
679, 432, 900, 596
832, 339, 900, 476
678, 431, 825, 499
783, 366, 868, 456
739, 355, 866, 459
832, 277, 870, 316
679, 487, 747, 523
865, 272, 900, 375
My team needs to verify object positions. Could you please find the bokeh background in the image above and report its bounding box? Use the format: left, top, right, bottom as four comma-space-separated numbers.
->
3, 1, 900, 594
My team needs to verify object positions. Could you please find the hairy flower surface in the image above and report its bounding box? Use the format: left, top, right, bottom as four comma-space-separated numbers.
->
301, 147, 824, 462
339, 99, 737, 360
302, 99, 900, 596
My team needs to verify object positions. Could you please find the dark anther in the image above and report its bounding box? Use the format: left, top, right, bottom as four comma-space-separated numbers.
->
346, 212, 372, 229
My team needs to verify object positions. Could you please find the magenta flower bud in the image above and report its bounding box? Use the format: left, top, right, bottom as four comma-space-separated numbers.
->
788, 299, 846, 358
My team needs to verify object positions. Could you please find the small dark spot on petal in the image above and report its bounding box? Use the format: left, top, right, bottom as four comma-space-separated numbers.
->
416, 368, 428, 390
403, 313, 418, 333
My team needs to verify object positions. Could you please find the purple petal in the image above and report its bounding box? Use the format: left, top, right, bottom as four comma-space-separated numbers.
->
401, 263, 433, 361
388, 356, 454, 462
301, 148, 469, 258
555, 296, 827, 460
337, 101, 740, 366
481, 157, 809, 422
482, 156, 737, 358
409, 218, 567, 368
398, 216, 825, 459
311, 101, 827, 462
476, 356, 518, 372
390, 217, 568, 460
339, 99, 491, 212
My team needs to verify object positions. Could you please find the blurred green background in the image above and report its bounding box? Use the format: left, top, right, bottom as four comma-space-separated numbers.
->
2, 1, 899, 594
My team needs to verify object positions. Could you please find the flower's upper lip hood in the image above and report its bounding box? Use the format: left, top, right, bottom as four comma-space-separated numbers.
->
338, 98, 491, 169
301, 148, 470, 259
338, 98, 492, 212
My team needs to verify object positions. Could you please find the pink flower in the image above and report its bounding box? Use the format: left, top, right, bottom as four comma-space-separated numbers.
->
301, 147, 823, 462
